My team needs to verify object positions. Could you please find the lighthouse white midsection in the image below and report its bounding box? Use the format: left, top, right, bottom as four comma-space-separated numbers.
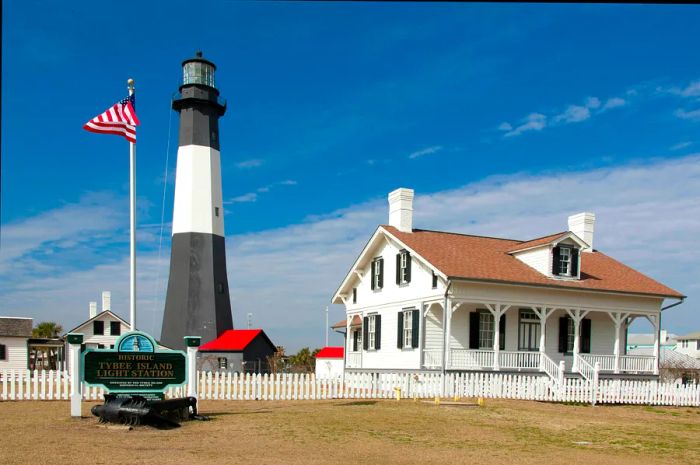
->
172, 144, 224, 236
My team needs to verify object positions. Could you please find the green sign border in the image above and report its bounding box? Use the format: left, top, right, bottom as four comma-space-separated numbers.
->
80, 331, 187, 394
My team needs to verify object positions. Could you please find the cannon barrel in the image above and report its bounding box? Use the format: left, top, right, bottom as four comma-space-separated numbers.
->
91, 395, 200, 428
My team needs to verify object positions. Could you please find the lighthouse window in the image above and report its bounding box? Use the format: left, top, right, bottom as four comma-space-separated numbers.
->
215, 207, 220, 217
217, 282, 225, 294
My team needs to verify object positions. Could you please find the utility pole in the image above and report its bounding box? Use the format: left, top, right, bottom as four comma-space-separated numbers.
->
325, 306, 329, 347
247, 313, 253, 329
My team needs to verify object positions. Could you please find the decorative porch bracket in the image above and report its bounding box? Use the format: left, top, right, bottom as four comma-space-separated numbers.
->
531, 306, 556, 372
607, 312, 630, 374
483, 303, 511, 371
564, 308, 590, 373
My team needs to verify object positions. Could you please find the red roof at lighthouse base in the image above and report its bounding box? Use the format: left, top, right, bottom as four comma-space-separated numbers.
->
315, 347, 344, 359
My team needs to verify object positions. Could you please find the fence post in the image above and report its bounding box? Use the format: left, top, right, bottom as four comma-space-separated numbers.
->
66, 333, 83, 417
592, 362, 600, 406
184, 336, 201, 400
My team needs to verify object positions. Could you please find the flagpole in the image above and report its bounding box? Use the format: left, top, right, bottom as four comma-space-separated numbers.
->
128, 78, 136, 331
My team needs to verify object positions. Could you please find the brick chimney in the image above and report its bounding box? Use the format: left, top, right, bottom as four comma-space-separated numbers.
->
388, 188, 414, 233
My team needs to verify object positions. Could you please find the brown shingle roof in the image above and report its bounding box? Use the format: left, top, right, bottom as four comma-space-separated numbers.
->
506, 231, 570, 252
383, 226, 683, 298
0, 317, 33, 337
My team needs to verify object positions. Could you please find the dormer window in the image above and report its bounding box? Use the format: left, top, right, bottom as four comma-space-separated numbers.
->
552, 245, 579, 278
396, 250, 411, 285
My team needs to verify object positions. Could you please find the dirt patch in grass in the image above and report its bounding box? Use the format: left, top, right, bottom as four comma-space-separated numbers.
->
0, 398, 698, 464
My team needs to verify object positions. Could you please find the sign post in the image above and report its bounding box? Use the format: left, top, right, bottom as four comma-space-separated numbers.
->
67, 333, 84, 418
184, 336, 201, 399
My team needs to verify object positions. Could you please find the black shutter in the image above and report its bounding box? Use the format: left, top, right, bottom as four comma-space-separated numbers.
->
396, 254, 401, 285
580, 318, 592, 353
370, 261, 376, 290
353, 331, 359, 352
552, 246, 561, 275
0, 344, 6, 360
375, 315, 382, 349
469, 312, 480, 349
571, 249, 579, 277
363, 317, 369, 350
378, 259, 384, 289
412, 309, 420, 348
558, 317, 568, 353
405, 253, 411, 283
499, 314, 506, 350
397, 311, 404, 348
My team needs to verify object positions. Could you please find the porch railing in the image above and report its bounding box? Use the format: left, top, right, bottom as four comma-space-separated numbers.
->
620, 355, 655, 374
449, 349, 494, 369
346, 352, 362, 369
498, 351, 540, 370
579, 354, 656, 374
540, 353, 563, 384
423, 349, 443, 368
576, 354, 595, 381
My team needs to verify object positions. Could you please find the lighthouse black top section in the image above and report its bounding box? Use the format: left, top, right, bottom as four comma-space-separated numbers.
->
172, 53, 226, 151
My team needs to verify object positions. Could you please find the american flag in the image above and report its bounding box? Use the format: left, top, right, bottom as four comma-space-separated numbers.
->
83, 94, 140, 143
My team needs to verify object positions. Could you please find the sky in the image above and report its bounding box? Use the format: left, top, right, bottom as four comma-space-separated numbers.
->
1, 2, 699, 352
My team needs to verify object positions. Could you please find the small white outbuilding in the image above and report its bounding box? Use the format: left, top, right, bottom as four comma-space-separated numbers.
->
315, 347, 344, 380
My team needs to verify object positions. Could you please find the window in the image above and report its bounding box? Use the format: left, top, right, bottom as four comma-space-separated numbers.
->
352, 288, 357, 304
402, 310, 414, 348
93, 321, 104, 335
217, 282, 225, 294
368, 315, 377, 350
218, 357, 228, 370
110, 321, 121, 336
559, 247, 572, 276
518, 310, 540, 351
396, 250, 411, 285
432, 271, 438, 289
682, 340, 688, 349
479, 312, 494, 349
558, 316, 591, 354
98, 344, 105, 349
215, 207, 220, 217
352, 329, 362, 352
110, 345, 114, 349
566, 318, 575, 353
0, 344, 6, 360
371, 258, 384, 291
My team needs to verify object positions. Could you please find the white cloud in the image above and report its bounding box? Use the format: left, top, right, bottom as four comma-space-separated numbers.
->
408, 145, 443, 159
497, 122, 512, 131
665, 81, 700, 98
2, 155, 699, 350
674, 108, 700, 121
554, 105, 591, 124
504, 113, 547, 137
670, 141, 693, 151
602, 97, 626, 110
228, 192, 258, 203
279, 180, 298, 186
236, 159, 264, 169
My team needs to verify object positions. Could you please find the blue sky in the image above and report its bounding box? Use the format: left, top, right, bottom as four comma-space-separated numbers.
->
2, 2, 699, 350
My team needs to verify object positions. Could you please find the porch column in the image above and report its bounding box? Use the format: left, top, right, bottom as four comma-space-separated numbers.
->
566, 309, 589, 373
532, 306, 554, 371
442, 297, 451, 374
608, 312, 628, 374
485, 303, 510, 371
647, 313, 660, 375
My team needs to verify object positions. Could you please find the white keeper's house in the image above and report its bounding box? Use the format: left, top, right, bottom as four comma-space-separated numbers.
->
331, 188, 685, 382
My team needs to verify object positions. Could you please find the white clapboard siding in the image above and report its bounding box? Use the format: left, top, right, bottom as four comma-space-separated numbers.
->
1, 369, 699, 406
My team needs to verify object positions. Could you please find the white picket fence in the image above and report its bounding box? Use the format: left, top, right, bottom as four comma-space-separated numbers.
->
1, 369, 699, 407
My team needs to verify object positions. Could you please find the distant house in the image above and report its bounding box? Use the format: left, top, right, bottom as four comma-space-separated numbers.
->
626, 330, 678, 351
629, 347, 700, 384
198, 329, 276, 373
0, 317, 32, 371
332, 188, 685, 381
315, 347, 344, 380
676, 332, 700, 359
66, 292, 131, 351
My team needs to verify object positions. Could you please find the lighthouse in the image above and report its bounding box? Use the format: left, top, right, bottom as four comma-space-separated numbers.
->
160, 52, 233, 350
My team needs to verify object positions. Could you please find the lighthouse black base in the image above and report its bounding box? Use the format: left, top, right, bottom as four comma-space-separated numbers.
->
161, 233, 233, 350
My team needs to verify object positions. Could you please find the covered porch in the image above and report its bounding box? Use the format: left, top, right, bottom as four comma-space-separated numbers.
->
421, 299, 660, 381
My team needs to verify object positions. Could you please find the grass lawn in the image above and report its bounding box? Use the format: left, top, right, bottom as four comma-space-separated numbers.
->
0, 398, 698, 464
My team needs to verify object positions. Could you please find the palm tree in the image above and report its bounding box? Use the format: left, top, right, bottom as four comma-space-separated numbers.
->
32, 321, 63, 338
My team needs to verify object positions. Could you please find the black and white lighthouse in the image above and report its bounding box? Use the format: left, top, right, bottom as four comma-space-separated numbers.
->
160, 52, 233, 350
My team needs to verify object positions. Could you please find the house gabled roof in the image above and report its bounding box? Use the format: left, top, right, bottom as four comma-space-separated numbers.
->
66, 310, 130, 335
382, 226, 683, 299
316, 347, 344, 359
677, 332, 700, 341
0, 317, 33, 338
199, 329, 275, 352
506, 231, 588, 253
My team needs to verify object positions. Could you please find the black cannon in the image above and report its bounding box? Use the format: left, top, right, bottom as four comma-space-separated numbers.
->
91, 394, 208, 428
